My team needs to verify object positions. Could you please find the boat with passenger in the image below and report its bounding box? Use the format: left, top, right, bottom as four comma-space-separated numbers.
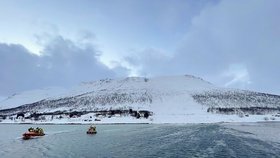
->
87, 125, 97, 134
22, 127, 45, 140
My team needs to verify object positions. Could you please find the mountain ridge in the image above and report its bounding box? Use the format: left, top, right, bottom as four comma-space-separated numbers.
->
0, 75, 279, 123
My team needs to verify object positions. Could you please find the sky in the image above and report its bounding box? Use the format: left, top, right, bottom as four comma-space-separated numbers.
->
0, 0, 279, 98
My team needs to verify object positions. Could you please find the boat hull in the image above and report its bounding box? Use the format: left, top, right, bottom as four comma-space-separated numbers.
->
87, 131, 97, 134
22, 132, 45, 140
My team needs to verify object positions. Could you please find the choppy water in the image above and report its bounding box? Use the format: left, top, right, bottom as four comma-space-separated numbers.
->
0, 123, 280, 158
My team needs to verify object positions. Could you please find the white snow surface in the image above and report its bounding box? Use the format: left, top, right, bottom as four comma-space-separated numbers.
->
0, 87, 67, 110
0, 75, 214, 109
0, 75, 279, 124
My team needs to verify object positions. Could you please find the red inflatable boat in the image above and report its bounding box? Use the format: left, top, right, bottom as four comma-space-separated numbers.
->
22, 127, 45, 140
22, 132, 45, 140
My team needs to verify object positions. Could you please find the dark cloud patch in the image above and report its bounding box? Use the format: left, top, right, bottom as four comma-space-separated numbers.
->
0, 43, 40, 95
0, 36, 124, 96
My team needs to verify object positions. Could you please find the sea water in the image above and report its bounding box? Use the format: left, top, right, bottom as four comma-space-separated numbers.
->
0, 123, 280, 158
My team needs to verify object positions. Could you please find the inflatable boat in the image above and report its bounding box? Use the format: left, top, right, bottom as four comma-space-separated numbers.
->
87, 125, 97, 134
22, 127, 45, 140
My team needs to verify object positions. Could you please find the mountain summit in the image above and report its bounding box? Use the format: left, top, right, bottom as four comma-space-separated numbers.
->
0, 75, 280, 123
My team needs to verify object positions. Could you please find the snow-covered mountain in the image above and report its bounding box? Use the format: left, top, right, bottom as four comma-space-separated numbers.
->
0, 75, 280, 124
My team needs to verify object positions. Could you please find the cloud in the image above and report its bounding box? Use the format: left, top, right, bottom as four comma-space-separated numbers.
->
0, 43, 39, 95
222, 64, 251, 88
0, 35, 126, 96
125, 48, 172, 76
125, 0, 280, 94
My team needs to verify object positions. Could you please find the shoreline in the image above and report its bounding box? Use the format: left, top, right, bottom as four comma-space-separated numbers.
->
1, 121, 280, 125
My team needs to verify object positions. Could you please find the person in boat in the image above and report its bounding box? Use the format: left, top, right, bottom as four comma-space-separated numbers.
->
28, 127, 34, 132
27, 127, 44, 134
37, 128, 44, 134
36, 127, 44, 134
90, 125, 96, 130
87, 125, 97, 134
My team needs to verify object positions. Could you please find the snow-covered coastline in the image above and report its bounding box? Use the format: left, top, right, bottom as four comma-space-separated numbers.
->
1, 112, 279, 124
1, 75, 280, 124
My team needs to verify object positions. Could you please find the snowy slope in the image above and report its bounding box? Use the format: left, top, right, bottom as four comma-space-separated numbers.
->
0, 87, 67, 110
0, 75, 280, 123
